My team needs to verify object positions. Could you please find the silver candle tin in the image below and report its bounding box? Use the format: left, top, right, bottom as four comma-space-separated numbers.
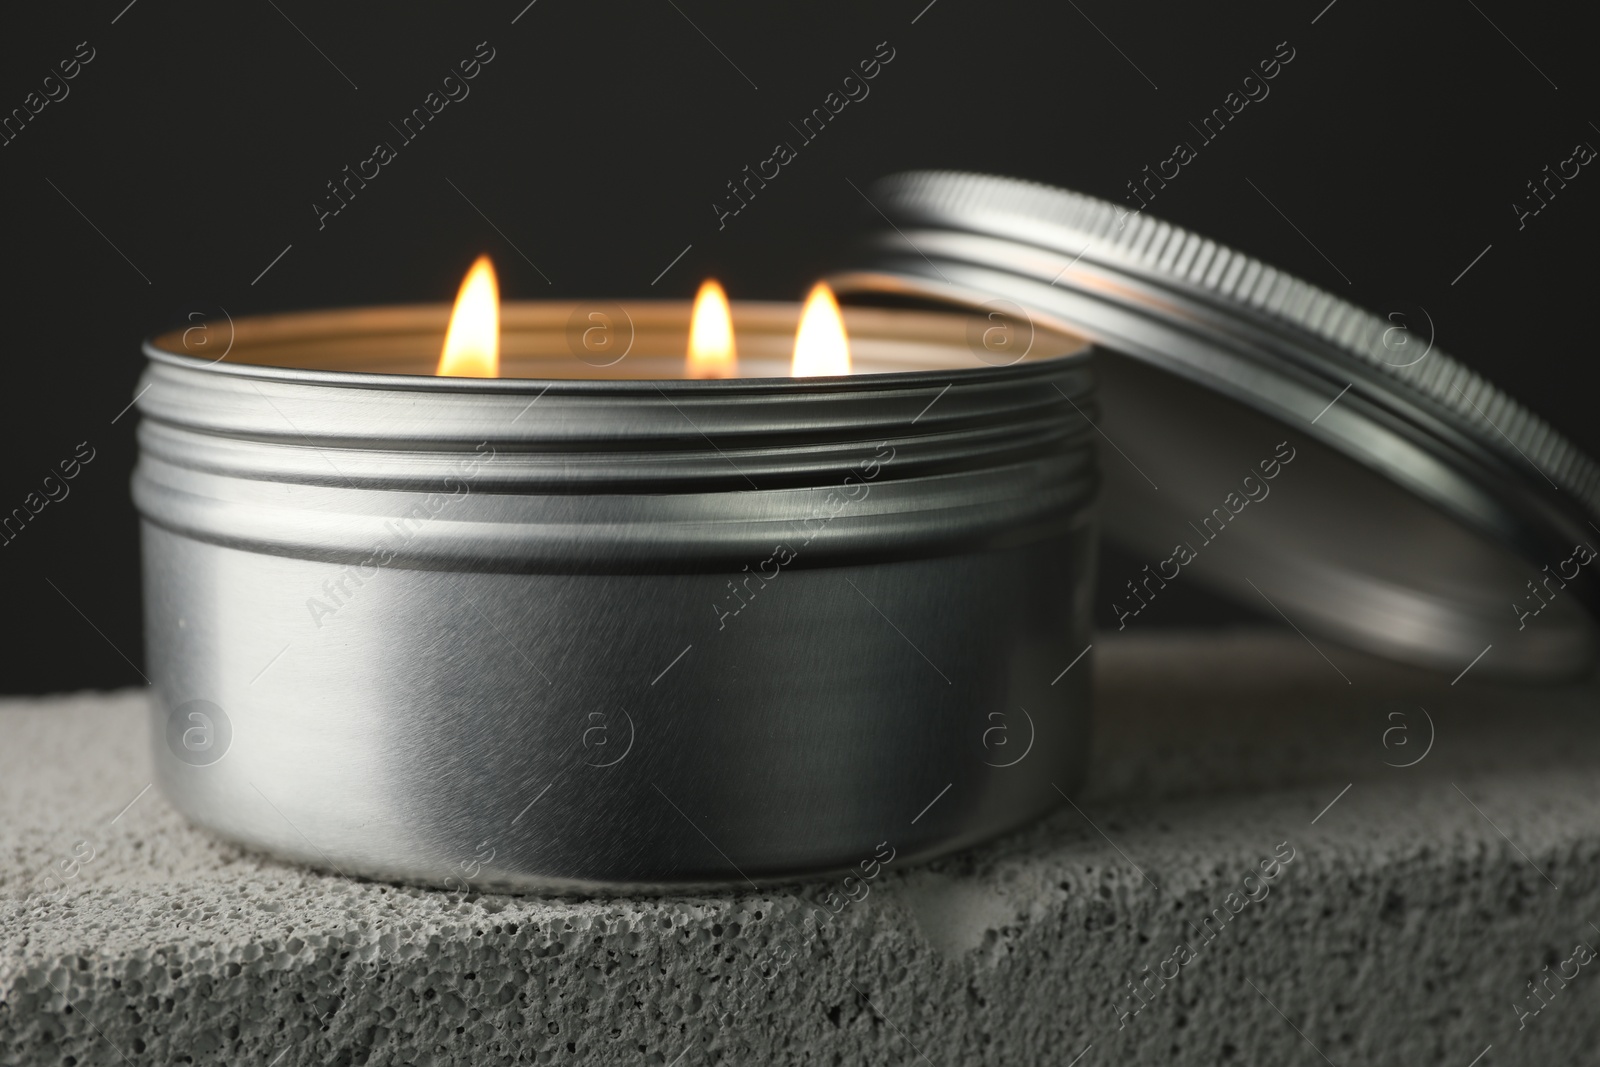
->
135, 301, 1098, 893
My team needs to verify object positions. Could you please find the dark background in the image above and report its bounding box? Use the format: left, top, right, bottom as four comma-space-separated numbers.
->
2, 0, 1594, 694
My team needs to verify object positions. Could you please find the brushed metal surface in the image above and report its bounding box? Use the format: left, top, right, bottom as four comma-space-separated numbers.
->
135, 302, 1100, 892
834, 170, 1600, 678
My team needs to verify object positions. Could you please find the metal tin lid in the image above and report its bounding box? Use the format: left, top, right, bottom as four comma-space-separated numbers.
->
831, 170, 1600, 679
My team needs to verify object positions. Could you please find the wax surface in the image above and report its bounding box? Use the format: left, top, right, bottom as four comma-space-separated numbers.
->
150, 301, 1088, 381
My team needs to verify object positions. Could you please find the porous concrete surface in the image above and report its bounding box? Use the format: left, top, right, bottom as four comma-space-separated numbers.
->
2, 630, 1598, 1066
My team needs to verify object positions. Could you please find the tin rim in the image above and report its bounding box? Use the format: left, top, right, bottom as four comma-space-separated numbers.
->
133, 300, 1101, 574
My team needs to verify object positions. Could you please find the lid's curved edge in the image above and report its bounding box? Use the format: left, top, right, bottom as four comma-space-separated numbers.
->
864, 170, 1600, 531
832, 172, 1600, 679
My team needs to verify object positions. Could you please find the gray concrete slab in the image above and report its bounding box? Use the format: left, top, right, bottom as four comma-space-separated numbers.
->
3, 631, 1598, 1066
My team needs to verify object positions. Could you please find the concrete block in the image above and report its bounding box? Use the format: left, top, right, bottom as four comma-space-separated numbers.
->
3, 631, 1597, 1065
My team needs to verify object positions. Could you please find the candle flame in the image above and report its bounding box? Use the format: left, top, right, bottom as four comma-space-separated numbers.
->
790, 282, 850, 377
437, 254, 499, 377
686, 278, 737, 378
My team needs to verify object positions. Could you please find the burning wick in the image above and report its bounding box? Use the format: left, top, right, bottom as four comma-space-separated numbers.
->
687, 278, 737, 379
791, 282, 851, 377
437, 254, 500, 378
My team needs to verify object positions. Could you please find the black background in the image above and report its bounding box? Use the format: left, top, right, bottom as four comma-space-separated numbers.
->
2, 0, 1594, 693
